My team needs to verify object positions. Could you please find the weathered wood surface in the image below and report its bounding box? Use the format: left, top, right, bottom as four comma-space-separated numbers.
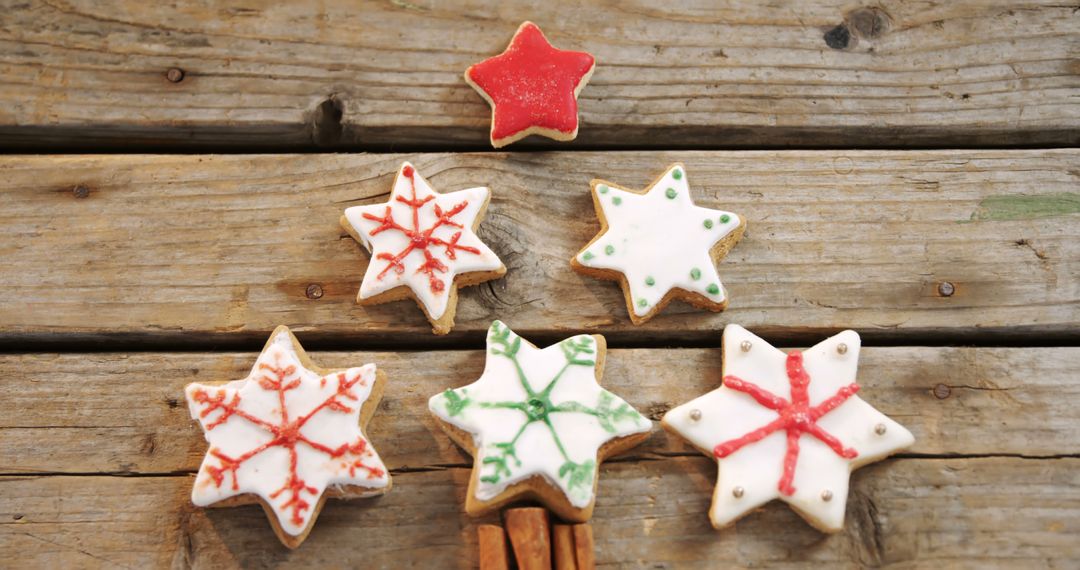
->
3, 347, 1076, 474
2, 150, 1077, 346
2, 457, 1077, 568
0, 1, 1076, 150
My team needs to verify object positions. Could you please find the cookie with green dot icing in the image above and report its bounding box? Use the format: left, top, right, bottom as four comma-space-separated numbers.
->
571, 163, 746, 324
428, 321, 652, 522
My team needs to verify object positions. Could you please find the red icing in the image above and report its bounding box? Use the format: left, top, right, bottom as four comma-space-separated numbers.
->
713, 350, 859, 496
361, 166, 481, 293
466, 22, 595, 144
191, 358, 385, 527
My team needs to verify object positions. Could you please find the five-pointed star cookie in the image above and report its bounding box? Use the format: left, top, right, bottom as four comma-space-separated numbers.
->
185, 325, 390, 548
571, 163, 746, 324
341, 162, 505, 335
465, 21, 596, 148
662, 324, 915, 533
428, 321, 652, 522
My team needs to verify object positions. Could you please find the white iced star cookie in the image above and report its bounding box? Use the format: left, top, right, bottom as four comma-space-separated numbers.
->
185, 325, 390, 548
571, 163, 745, 324
428, 321, 652, 522
341, 162, 506, 335
662, 325, 914, 533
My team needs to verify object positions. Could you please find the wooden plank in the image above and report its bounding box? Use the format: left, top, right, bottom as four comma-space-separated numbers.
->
2, 457, 1077, 568
1, 150, 1077, 345
0, 1, 1076, 150
2, 347, 1076, 476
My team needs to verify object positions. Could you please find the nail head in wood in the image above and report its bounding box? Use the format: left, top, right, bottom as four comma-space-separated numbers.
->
305, 284, 323, 299
166, 67, 185, 83
938, 281, 955, 297
72, 185, 90, 199
933, 383, 952, 399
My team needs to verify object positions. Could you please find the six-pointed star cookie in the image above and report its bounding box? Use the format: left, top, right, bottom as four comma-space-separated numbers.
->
341, 162, 505, 335
428, 321, 652, 522
571, 163, 746, 324
465, 21, 596, 148
662, 324, 914, 533
185, 325, 390, 548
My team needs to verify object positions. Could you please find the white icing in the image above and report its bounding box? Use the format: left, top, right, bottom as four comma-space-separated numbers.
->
663, 324, 914, 531
428, 321, 651, 509
576, 164, 741, 317
186, 329, 389, 537
342, 162, 504, 319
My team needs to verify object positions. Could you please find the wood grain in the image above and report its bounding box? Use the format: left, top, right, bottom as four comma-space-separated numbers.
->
2, 457, 1077, 568
0, 1, 1076, 150
2, 346, 1076, 476
1, 150, 1077, 346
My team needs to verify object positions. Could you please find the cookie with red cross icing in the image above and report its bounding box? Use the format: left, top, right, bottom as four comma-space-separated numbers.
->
662, 324, 914, 533
341, 162, 506, 335
465, 21, 596, 148
185, 325, 390, 548
571, 163, 745, 324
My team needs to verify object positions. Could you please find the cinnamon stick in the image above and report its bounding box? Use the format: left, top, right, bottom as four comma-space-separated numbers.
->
572, 524, 595, 570
552, 524, 577, 570
504, 507, 552, 570
478, 524, 510, 570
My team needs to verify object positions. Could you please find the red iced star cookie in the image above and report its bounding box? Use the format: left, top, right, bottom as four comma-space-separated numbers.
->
465, 21, 595, 148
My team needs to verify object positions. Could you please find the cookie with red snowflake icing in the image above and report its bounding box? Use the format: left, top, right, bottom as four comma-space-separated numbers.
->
571, 163, 746, 324
185, 325, 390, 548
662, 325, 914, 533
341, 162, 506, 335
428, 321, 651, 522
465, 21, 596, 148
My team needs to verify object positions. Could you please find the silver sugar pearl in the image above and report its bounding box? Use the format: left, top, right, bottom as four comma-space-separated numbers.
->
821, 489, 833, 501
733, 486, 745, 498
740, 340, 752, 352
837, 343, 848, 355
875, 423, 887, 435
689, 409, 702, 422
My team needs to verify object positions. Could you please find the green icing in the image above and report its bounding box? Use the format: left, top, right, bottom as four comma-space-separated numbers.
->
598, 185, 608, 194
707, 284, 720, 295
582, 251, 594, 261
645, 276, 655, 286
703, 219, 714, 229
720, 214, 731, 224
672, 168, 683, 180
605, 245, 615, 255
638, 298, 648, 308
665, 187, 677, 199
442, 322, 645, 496
690, 268, 701, 280
612, 196, 622, 206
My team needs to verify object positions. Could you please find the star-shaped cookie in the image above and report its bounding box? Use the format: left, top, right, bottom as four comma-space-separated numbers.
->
571, 163, 746, 324
428, 321, 651, 522
341, 162, 505, 335
185, 325, 390, 548
662, 325, 915, 532
465, 21, 595, 148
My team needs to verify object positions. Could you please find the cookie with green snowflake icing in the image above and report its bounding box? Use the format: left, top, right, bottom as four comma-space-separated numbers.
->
571, 163, 746, 324
428, 321, 652, 522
